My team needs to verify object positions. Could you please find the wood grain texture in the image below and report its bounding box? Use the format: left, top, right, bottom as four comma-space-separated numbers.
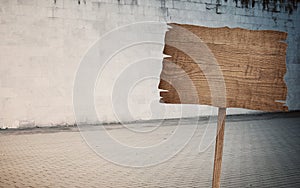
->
159, 23, 288, 112
212, 108, 227, 188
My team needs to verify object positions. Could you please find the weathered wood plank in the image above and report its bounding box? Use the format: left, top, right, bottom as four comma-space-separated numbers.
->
212, 108, 227, 188
159, 23, 288, 112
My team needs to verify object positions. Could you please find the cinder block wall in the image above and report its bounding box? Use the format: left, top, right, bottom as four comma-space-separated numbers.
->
0, 0, 299, 128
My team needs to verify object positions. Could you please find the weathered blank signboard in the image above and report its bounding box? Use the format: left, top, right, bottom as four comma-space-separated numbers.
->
159, 23, 288, 112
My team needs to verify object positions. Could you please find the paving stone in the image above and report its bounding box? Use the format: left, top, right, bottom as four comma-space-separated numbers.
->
0, 113, 300, 187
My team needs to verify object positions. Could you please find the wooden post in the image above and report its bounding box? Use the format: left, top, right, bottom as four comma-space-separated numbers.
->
212, 107, 227, 188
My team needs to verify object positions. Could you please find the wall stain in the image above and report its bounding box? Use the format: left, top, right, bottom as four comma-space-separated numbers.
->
233, 0, 300, 14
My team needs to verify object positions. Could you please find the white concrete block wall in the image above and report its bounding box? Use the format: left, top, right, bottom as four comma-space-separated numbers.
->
0, 0, 299, 128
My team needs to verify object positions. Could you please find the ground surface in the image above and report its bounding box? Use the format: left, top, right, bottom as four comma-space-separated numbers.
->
0, 112, 300, 187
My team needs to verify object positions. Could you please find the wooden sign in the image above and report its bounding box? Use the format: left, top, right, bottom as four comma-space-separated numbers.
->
158, 23, 289, 188
159, 23, 288, 112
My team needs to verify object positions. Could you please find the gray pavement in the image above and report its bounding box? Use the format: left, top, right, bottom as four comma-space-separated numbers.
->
0, 112, 300, 187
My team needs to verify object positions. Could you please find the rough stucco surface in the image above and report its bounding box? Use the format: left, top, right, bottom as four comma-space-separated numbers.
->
0, 0, 299, 128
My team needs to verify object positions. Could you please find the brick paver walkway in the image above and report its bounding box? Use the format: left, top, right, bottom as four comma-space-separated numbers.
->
1, 113, 300, 187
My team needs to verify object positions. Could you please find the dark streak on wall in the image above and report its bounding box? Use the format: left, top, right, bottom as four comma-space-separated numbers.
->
234, 0, 300, 14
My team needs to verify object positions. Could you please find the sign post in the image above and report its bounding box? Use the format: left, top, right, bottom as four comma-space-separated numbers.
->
212, 108, 226, 188
159, 23, 288, 188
